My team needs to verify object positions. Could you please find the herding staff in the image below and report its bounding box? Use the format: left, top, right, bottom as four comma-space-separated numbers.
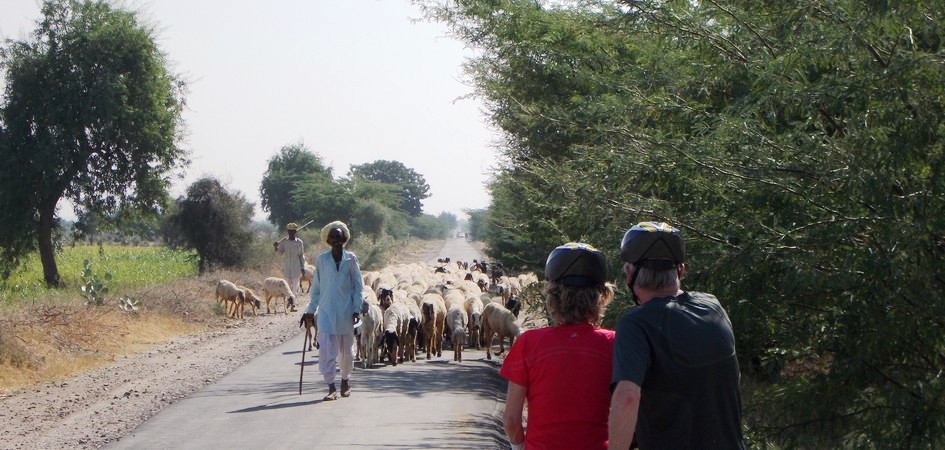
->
277, 219, 315, 243
299, 327, 307, 395
271, 219, 316, 267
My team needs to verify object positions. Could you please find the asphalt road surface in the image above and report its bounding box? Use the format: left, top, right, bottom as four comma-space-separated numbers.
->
107, 237, 510, 450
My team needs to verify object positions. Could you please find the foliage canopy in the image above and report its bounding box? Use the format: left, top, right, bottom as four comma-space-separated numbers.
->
348, 159, 432, 216
163, 178, 254, 274
421, 0, 945, 447
0, 0, 186, 285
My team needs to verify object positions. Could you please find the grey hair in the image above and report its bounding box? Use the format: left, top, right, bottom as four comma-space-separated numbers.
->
629, 264, 679, 291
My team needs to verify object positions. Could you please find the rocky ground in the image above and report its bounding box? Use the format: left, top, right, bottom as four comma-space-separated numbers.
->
0, 239, 448, 450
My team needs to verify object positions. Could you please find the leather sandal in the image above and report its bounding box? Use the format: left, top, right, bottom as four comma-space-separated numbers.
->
323, 384, 338, 401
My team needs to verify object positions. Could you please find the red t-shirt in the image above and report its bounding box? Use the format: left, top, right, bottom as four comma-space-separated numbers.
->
499, 323, 615, 450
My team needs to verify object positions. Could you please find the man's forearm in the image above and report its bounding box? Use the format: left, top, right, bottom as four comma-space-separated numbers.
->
609, 381, 641, 449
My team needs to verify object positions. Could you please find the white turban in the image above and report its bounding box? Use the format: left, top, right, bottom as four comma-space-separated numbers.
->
320, 221, 350, 245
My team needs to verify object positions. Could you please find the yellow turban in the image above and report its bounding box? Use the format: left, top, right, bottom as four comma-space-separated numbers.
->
286, 222, 298, 230
320, 221, 350, 245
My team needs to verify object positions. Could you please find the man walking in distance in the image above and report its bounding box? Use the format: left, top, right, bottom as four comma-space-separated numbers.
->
301, 221, 363, 401
609, 222, 745, 449
274, 222, 305, 311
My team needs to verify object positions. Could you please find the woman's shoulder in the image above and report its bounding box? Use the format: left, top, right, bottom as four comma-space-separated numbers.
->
594, 327, 616, 340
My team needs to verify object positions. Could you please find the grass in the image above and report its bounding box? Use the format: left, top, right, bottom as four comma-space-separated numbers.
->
0, 244, 204, 391
0, 244, 198, 305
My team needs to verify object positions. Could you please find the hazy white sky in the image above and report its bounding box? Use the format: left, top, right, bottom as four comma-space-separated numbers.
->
0, 0, 498, 221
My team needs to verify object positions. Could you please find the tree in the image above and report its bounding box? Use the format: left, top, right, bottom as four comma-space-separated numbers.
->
259, 142, 333, 227
0, 0, 186, 285
437, 211, 458, 232
408, 214, 448, 240
464, 208, 488, 242
163, 178, 254, 274
348, 160, 431, 216
424, 0, 945, 446
292, 176, 355, 233
351, 200, 390, 240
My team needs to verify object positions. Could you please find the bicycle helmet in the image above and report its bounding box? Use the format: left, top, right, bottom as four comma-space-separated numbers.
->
545, 242, 608, 287
619, 222, 685, 270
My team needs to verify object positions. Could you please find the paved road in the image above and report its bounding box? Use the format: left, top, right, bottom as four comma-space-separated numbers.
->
427, 235, 482, 267
108, 237, 509, 450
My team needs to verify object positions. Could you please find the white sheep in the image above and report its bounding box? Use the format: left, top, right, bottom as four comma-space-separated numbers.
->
235, 285, 262, 319
215, 280, 244, 318
464, 296, 484, 350
447, 304, 469, 362
300, 262, 315, 293
382, 301, 409, 366
443, 289, 466, 310
359, 299, 383, 368
482, 302, 522, 360
262, 277, 296, 314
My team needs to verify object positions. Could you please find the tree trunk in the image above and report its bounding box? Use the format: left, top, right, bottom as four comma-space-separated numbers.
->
38, 207, 62, 287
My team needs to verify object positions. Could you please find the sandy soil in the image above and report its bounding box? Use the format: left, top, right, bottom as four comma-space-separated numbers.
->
0, 239, 448, 450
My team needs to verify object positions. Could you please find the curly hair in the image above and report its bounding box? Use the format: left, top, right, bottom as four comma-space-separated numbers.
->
543, 280, 615, 325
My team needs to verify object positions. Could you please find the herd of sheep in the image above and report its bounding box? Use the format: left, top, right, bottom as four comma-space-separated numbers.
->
215, 259, 539, 367
358, 261, 537, 366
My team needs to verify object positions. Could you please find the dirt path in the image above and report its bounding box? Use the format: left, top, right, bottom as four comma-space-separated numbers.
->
0, 239, 450, 450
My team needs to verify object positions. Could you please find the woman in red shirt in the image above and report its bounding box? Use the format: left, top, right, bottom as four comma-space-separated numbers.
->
500, 243, 616, 450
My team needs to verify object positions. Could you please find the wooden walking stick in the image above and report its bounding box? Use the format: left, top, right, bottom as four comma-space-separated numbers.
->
299, 329, 307, 395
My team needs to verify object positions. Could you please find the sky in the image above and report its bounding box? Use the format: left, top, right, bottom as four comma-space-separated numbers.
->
0, 0, 499, 222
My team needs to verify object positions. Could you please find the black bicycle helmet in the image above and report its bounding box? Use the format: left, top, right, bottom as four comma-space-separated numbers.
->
545, 242, 608, 287
620, 222, 685, 270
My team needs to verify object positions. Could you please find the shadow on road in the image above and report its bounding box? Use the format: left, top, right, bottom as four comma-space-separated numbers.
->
228, 399, 320, 413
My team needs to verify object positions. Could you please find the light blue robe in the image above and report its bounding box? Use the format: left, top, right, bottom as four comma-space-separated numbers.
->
305, 250, 364, 335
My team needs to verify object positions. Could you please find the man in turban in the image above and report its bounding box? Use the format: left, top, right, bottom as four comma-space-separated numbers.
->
301, 221, 363, 400
273, 222, 304, 310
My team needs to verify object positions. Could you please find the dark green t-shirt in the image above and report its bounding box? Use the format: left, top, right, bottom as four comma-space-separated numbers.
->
612, 291, 745, 450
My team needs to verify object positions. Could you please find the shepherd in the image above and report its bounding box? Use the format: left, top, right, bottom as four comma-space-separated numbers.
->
300, 221, 363, 401
274, 222, 307, 311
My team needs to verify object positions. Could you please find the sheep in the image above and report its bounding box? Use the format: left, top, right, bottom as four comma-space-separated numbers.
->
215, 280, 244, 318
235, 285, 262, 319
262, 277, 296, 314
372, 272, 398, 293
456, 279, 482, 297
300, 311, 318, 351
362, 271, 379, 292
377, 287, 395, 311
359, 299, 384, 369
505, 294, 522, 318
420, 293, 447, 359
464, 296, 484, 349
382, 301, 409, 366
482, 302, 522, 360
404, 300, 421, 363
447, 304, 469, 362
300, 262, 315, 293
443, 289, 466, 310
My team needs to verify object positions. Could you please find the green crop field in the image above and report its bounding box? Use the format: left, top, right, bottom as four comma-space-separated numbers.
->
1, 244, 198, 304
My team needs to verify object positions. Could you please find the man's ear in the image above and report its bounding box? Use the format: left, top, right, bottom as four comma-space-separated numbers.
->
678, 263, 686, 280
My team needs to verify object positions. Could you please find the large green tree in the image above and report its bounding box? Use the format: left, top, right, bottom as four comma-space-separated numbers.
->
0, 0, 186, 285
424, 0, 945, 447
259, 142, 333, 228
348, 160, 431, 216
163, 178, 254, 274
